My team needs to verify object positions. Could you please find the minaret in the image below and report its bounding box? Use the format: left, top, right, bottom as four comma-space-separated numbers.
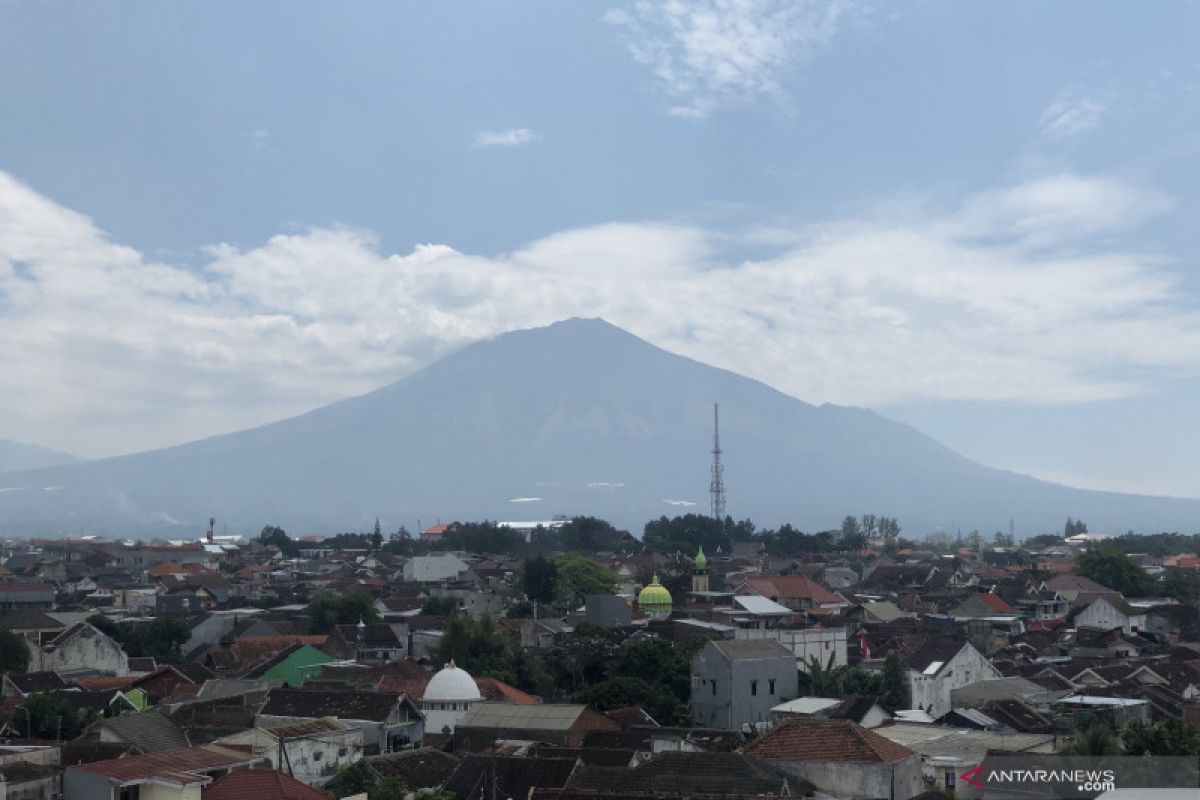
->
710, 403, 726, 523
692, 545, 710, 593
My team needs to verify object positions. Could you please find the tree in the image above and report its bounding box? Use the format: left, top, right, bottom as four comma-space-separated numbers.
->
258, 525, 298, 557
799, 653, 845, 698
305, 591, 381, 634
840, 516, 861, 538
1064, 517, 1088, 538
21, 692, 98, 740
420, 597, 458, 616
576, 677, 678, 725
1122, 718, 1200, 756
370, 518, 383, 551
441, 521, 525, 555
880, 652, 908, 711
520, 556, 559, 605
1075, 548, 1153, 597
0, 627, 30, 675
1025, 533, 1065, 549
1064, 721, 1118, 755
993, 530, 1015, 548
550, 554, 618, 606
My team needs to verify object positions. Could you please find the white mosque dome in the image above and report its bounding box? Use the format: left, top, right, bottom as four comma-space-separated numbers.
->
424, 662, 482, 702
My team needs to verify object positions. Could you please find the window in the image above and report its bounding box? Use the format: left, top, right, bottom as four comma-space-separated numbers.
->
118, 786, 141, 800
751, 680, 758, 696
769, 679, 776, 695
711, 680, 716, 696
945, 770, 956, 788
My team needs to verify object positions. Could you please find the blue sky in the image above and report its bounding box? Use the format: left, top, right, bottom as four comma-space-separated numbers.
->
2, 1, 1200, 502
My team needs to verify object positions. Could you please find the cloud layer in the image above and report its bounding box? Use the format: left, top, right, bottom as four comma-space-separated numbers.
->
604, 0, 861, 117
473, 128, 539, 147
0, 170, 1193, 458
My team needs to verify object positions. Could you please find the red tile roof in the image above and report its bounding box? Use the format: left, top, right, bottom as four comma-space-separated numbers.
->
977, 592, 1015, 614
74, 676, 138, 691
742, 576, 843, 605
69, 744, 262, 784
740, 719, 913, 763
230, 636, 328, 665
147, 561, 185, 576
203, 769, 329, 800
475, 677, 541, 704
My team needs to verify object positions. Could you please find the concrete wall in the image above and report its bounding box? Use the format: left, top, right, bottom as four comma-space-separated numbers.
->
691, 643, 798, 731
0, 774, 58, 800
908, 643, 999, 719
63, 769, 113, 800
769, 755, 924, 800
736, 627, 847, 669
33, 625, 129, 677
218, 728, 363, 785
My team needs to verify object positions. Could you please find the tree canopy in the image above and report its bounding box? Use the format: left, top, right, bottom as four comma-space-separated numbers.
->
1074, 548, 1153, 597
0, 627, 30, 675
305, 591, 381, 634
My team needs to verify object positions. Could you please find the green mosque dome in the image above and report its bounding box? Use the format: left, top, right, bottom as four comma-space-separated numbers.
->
637, 573, 673, 611
694, 545, 707, 571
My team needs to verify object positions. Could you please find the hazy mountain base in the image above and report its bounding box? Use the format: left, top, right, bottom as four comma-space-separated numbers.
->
2, 318, 1198, 537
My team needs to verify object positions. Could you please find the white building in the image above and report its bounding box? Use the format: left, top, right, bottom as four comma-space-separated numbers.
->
402, 553, 469, 583
420, 662, 482, 735
907, 641, 999, 720
1075, 596, 1146, 635
735, 626, 847, 669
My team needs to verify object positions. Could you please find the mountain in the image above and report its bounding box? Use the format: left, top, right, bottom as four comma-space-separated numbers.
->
2, 317, 1198, 537
0, 439, 82, 473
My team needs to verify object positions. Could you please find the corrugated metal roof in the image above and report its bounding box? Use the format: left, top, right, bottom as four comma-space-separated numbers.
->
457, 703, 587, 731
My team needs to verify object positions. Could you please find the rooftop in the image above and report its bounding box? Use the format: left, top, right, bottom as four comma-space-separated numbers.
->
740, 718, 913, 763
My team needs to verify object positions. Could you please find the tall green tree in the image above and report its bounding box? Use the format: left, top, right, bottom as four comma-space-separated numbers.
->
880, 652, 909, 711
0, 627, 30, 675
520, 556, 559, 605
550, 554, 618, 606
1074, 548, 1153, 597
258, 525, 299, 557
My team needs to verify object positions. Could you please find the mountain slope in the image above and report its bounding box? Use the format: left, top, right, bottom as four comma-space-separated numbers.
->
1, 318, 1197, 536
0, 439, 82, 473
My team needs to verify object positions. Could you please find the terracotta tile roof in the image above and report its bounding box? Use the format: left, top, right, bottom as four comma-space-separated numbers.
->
475, 677, 541, 704
740, 718, 913, 763
978, 592, 1015, 614
230, 636, 328, 665
203, 769, 328, 800
742, 575, 842, 604
147, 561, 185, 576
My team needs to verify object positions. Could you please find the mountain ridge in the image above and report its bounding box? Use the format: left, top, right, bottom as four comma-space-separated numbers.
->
1, 317, 1197, 537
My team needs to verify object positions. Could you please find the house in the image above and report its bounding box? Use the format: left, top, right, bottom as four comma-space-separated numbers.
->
690, 638, 798, 731
63, 744, 265, 800
740, 718, 924, 800
2, 671, 71, 698
82, 709, 190, 752
420, 523, 456, 542
331, 622, 405, 663
734, 626, 847, 669
442, 754, 577, 800
583, 594, 632, 629
241, 643, 333, 687
0, 609, 65, 641
452, 703, 618, 752
1042, 574, 1120, 606
771, 695, 891, 728
559, 752, 795, 798
257, 688, 424, 753
949, 590, 1017, 619
132, 664, 215, 703
215, 718, 363, 786
355, 748, 461, 795
0, 583, 55, 609
735, 576, 848, 613
202, 769, 329, 800
0, 761, 59, 800
906, 639, 1000, 719
875, 722, 1057, 793
1076, 596, 1147, 635
402, 554, 468, 583
28, 623, 129, 677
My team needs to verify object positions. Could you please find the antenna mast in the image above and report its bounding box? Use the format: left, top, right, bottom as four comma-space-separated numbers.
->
710, 403, 726, 523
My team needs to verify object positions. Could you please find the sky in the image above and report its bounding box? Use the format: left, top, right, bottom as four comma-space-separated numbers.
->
1, 1, 1199, 499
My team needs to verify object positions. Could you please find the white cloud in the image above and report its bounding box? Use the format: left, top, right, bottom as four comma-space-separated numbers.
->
1039, 93, 1106, 138
604, 0, 862, 117
0, 169, 1195, 459
473, 128, 538, 148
